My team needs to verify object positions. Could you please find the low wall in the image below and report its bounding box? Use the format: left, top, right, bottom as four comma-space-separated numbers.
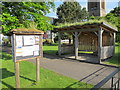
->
61, 45, 74, 54
101, 46, 114, 59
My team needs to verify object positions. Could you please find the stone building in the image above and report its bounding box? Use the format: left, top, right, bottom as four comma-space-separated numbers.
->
88, 0, 106, 16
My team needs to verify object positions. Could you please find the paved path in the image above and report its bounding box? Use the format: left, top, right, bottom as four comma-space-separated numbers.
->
30, 54, 118, 88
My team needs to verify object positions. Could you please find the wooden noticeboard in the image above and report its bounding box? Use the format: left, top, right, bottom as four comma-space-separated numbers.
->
13, 35, 41, 62
10, 28, 44, 88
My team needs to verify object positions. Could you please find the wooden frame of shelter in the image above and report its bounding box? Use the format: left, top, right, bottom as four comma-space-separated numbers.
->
55, 22, 118, 63
9, 28, 44, 88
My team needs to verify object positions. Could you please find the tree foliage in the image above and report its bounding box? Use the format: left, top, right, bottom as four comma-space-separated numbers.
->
105, 7, 120, 42
56, 1, 88, 24
105, 7, 120, 31
2, 2, 55, 35
55, 1, 88, 43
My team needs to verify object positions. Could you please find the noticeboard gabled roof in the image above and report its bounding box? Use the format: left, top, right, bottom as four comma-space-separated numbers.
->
10, 28, 44, 35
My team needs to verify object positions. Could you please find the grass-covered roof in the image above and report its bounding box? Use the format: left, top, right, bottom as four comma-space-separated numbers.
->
10, 28, 44, 35
55, 20, 118, 32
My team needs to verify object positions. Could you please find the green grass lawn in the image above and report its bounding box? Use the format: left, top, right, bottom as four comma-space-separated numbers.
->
1, 52, 93, 89
43, 44, 58, 55
103, 43, 120, 66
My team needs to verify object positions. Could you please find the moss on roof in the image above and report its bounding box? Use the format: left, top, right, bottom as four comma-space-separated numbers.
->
55, 19, 117, 30
10, 28, 44, 34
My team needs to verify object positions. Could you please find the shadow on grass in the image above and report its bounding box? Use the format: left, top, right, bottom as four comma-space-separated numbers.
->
43, 50, 57, 55
2, 52, 12, 60
1, 81, 15, 89
1, 68, 14, 79
1, 68, 36, 88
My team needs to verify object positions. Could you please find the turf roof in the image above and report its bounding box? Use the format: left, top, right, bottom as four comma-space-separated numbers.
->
10, 28, 44, 34
55, 20, 117, 30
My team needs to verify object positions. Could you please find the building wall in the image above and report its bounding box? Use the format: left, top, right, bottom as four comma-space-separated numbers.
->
100, 0, 106, 16
88, 0, 106, 16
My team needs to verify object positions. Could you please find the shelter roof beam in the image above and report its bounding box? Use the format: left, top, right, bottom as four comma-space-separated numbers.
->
58, 27, 99, 33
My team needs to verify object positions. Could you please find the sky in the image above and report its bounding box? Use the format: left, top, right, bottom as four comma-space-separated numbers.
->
46, 0, 120, 18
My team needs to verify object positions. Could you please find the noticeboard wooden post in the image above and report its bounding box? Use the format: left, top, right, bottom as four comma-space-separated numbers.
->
10, 28, 44, 88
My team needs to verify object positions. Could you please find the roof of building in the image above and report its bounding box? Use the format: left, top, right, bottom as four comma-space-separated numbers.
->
9, 28, 44, 35
54, 20, 118, 32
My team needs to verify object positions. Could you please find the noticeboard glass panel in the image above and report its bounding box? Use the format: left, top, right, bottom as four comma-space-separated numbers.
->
15, 35, 40, 61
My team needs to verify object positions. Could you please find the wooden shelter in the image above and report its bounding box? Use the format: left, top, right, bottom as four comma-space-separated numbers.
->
55, 21, 118, 63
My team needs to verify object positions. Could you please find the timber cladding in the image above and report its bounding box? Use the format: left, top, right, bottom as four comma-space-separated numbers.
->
102, 31, 114, 46
78, 32, 98, 51
101, 46, 114, 59
61, 45, 74, 54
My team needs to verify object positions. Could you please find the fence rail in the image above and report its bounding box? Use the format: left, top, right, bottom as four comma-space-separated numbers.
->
91, 67, 120, 90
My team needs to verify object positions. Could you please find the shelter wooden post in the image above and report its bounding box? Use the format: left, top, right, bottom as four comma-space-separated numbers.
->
36, 57, 40, 81
98, 28, 104, 63
75, 32, 78, 59
113, 32, 116, 55
58, 32, 61, 56
51, 31, 54, 43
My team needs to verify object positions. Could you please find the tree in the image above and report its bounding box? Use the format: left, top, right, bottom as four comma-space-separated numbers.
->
1, 2, 55, 35
56, 1, 88, 44
2, 13, 19, 35
105, 7, 120, 30
56, 2, 88, 24
110, 7, 120, 17
81, 7, 89, 21
105, 7, 120, 42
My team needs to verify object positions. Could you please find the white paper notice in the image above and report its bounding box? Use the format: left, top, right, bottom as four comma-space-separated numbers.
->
16, 36, 23, 48
23, 36, 35, 45
34, 45, 39, 51
22, 46, 34, 56
33, 51, 39, 56
35, 36, 39, 44
33, 45, 39, 56
16, 36, 23, 56
16, 48, 22, 56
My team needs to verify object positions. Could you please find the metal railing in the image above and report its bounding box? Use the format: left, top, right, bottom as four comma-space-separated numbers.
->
91, 67, 120, 90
